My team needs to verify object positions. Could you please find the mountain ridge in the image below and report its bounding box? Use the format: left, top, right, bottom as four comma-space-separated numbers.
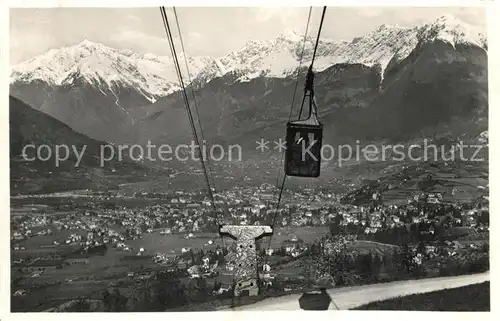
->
10, 14, 488, 146
11, 14, 486, 97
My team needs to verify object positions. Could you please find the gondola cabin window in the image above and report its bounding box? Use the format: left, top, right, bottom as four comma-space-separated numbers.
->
285, 120, 323, 177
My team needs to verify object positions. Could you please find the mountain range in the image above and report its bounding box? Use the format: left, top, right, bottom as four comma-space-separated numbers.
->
9, 14, 489, 194
129, 14, 488, 152
11, 15, 487, 144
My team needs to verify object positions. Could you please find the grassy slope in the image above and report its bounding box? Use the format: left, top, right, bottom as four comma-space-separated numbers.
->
353, 281, 490, 311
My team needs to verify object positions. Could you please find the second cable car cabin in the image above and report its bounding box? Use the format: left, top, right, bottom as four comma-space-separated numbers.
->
284, 67, 323, 178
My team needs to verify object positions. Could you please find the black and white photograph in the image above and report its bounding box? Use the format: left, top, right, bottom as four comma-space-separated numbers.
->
8, 4, 490, 312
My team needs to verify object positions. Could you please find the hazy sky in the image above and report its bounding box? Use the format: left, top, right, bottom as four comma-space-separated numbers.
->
10, 7, 486, 64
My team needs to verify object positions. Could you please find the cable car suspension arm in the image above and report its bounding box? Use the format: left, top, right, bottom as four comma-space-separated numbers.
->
298, 6, 327, 120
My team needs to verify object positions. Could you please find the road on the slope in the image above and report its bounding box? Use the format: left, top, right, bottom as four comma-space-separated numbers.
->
229, 271, 490, 311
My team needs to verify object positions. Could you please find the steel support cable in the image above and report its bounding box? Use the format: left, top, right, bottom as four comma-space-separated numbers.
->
311, 6, 327, 67
273, 6, 327, 221
263, 8, 328, 276
270, 6, 327, 228
160, 8, 184, 100
287, 7, 313, 122
168, 6, 228, 251
263, 7, 315, 270
159, 7, 221, 226
298, 6, 327, 120
161, 7, 213, 207
271, 6, 313, 226
172, 7, 218, 193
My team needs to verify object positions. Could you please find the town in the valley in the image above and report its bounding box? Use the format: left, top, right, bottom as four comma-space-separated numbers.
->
11, 178, 489, 312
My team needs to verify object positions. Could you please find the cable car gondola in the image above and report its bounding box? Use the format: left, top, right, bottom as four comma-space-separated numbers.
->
285, 66, 323, 178
284, 6, 327, 179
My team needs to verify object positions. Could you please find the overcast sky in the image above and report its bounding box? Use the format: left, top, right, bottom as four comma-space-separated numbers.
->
10, 7, 486, 64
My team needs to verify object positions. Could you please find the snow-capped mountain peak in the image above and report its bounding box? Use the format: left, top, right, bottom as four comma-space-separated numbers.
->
419, 14, 486, 49
434, 14, 467, 26
375, 23, 400, 31
277, 28, 307, 42
11, 40, 184, 98
78, 38, 101, 49
11, 14, 487, 97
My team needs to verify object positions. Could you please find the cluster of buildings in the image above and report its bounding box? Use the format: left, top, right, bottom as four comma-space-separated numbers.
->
11, 184, 339, 248
11, 183, 489, 260
11, 182, 489, 300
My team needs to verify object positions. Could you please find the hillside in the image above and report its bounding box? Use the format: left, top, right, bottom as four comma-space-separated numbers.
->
354, 281, 490, 311
9, 96, 166, 195
131, 40, 487, 156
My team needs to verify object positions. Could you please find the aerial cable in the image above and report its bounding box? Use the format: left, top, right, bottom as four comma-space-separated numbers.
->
170, 8, 228, 253
172, 7, 206, 141
160, 7, 226, 251
160, 8, 184, 96
272, 6, 327, 227
263, 6, 315, 266
265, 7, 327, 268
287, 7, 313, 122
271, 6, 312, 222
311, 6, 327, 68
172, 7, 221, 209
298, 6, 327, 120
159, 7, 221, 225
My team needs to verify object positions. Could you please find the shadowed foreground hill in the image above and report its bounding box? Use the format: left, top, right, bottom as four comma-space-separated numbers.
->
9, 96, 164, 195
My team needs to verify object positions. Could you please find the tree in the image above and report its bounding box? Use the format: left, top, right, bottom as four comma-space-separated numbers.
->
417, 241, 426, 255
310, 241, 321, 256
329, 215, 342, 236
357, 253, 373, 280
190, 250, 196, 264
68, 297, 91, 312
300, 235, 358, 286
381, 218, 387, 229
136, 274, 191, 311
478, 210, 489, 225
102, 288, 128, 312
409, 223, 418, 242
212, 281, 222, 293
401, 244, 413, 274
372, 253, 383, 278
382, 252, 392, 270
434, 222, 445, 244
480, 242, 489, 254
